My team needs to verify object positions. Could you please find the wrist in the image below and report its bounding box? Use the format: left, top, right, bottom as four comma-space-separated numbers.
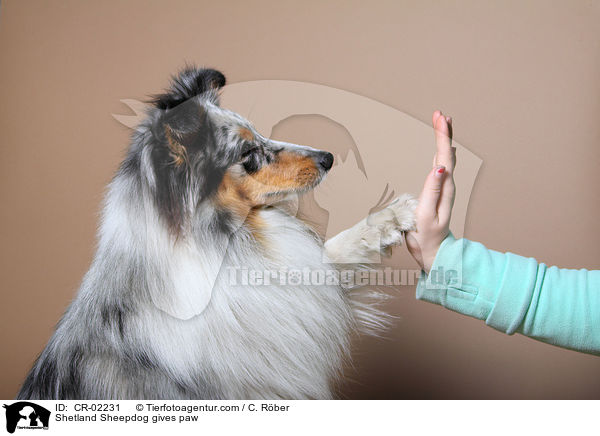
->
422, 231, 452, 274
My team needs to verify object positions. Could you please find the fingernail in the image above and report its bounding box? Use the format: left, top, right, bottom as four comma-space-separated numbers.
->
446, 116, 452, 124
436, 166, 446, 175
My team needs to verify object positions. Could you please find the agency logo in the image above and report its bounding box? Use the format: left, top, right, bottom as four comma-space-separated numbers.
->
2, 402, 50, 434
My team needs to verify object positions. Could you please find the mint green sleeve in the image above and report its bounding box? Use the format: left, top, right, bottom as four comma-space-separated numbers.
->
416, 233, 600, 355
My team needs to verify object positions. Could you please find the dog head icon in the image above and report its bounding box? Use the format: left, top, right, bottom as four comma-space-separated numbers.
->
3, 402, 50, 434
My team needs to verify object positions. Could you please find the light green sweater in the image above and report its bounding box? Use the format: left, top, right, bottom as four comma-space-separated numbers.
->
416, 233, 600, 355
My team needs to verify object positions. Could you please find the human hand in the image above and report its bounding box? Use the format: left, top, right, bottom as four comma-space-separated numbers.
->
405, 110, 456, 274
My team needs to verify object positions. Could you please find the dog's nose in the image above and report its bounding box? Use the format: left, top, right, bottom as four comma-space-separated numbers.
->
319, 152, 334, 171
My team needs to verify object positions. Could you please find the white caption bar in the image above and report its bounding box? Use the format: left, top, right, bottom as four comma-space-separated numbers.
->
1, 400, 596, 435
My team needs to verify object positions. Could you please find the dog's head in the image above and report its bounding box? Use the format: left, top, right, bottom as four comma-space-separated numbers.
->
142, 67, 333, 233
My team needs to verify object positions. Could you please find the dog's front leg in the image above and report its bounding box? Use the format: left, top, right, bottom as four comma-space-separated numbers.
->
323, 194, 418, 264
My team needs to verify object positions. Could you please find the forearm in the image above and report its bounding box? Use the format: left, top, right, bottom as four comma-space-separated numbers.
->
416, 233, 600, 355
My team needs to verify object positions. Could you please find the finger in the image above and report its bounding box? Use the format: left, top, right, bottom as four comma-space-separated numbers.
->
441, 146, 457, 171
438, 129, 457, 225
432, 110, 443, 129
434, 115, 454, 173
418, 166, 446, 221
437, 175, 455, 225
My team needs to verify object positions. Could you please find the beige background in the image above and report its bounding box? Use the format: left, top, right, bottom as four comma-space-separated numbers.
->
1, 0, 599, 399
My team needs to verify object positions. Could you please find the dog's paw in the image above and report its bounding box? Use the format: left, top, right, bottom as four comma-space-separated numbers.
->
365, 193, 417, 254
387, 193, 418, 232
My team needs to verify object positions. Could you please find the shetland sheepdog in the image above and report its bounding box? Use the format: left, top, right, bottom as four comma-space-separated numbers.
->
17, 67, 416, 399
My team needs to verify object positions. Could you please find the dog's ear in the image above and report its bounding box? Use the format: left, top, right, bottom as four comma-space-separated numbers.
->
151, 67, 226, 110
160, 100, 217, 166
152, 99, 223, 234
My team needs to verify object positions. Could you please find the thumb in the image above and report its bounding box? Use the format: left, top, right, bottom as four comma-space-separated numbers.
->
418, 166, 446, 220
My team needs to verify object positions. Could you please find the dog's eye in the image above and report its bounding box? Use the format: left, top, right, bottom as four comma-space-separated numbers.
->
241, 146, 259, 158
242, 152, 261, 173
